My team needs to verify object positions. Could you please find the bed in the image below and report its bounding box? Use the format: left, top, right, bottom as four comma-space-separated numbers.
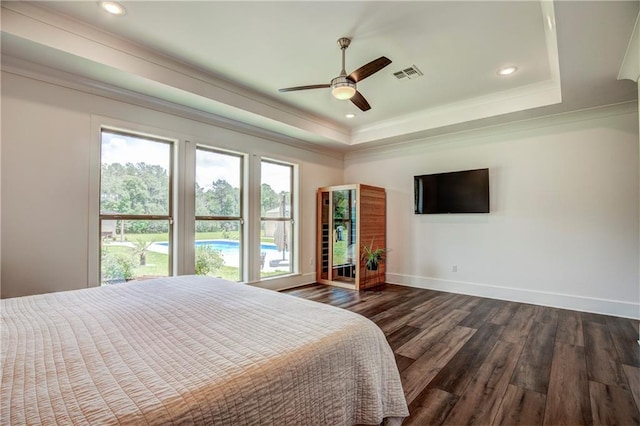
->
1, 275, 408, 425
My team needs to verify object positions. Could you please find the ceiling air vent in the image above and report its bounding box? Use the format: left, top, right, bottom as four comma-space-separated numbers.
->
393, 65, 423, 81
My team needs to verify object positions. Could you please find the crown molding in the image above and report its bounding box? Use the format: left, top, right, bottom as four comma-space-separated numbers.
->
350, 0, 563, 145
1, 55, 346, 160
351, 79, 562, 145
618, 11, 640, 82
1, 1, 569, 150
345, 101, 638, 161
1, 2, 351, 146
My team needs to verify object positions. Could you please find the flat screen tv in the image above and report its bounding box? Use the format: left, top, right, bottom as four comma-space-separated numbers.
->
414, 168, 489, 214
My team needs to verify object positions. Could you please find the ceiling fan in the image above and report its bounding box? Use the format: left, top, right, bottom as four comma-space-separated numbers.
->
279, 37, 392, 112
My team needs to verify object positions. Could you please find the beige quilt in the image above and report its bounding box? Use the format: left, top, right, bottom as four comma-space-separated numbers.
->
1, 275, 408, 425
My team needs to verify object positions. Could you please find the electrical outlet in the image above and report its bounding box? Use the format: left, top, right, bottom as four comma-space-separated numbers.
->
452, 265, 458, 272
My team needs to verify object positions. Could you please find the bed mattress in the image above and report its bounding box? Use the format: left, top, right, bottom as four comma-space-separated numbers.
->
1, 275, 408, 425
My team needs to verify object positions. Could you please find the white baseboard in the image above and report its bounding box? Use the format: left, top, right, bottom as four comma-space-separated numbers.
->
387, 273, 640, 320
249, 272, 317, 292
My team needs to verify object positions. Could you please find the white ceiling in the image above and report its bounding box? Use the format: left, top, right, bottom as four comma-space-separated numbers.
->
1, 1, 638, 152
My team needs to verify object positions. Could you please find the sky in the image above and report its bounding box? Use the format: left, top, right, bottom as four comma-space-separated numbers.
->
102, 131, 291, 193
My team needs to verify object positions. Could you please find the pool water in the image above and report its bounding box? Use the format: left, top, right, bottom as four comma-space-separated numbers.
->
156, 240, 280, 255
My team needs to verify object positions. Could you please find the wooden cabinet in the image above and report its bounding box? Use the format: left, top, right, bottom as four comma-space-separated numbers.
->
317, 184, 386, 290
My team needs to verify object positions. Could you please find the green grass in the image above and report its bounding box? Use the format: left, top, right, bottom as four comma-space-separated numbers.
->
104, 232, 279, 282
201, 265, 241, 282
260, 270, 291, 278
103, 243, 244, 282
102, 245, 169, 277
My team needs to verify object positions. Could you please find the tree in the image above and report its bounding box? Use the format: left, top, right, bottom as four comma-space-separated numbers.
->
207, 179, 239, 216
261, 183, 279, 216
101, 162, 171, 234
133, 239, 153, 266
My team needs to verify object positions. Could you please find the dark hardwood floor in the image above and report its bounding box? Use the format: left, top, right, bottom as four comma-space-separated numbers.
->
283, 284, 640, 425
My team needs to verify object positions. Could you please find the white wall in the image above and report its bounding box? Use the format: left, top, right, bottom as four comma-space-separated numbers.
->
1, 71, 344, 298
2, 70, 638, 319
345, 104, 639, 319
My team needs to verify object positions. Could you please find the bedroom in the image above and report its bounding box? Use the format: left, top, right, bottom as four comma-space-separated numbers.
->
1, 1, 639, 424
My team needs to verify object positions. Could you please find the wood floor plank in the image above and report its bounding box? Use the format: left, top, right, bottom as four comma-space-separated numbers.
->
622, 364, 640, 411
442, 340, 522, 425
284, 284, 633, 425
510, 321, 557, 394
407, 296, 472, 328
583, 320, 630, 390
489, 301, 520, 326
403, 308, 443, 330
386, 325, 422, 351
501, 304, 537, 345
397, 309, 470, 359
448, 294, 483, 313
534, 306, 560, 326
405, 388, 458, 426
370, 305, 422, 335
412, 292, 458, 313
556, 309, 584, 346
492, 384, 546, 426
458, 298, 502, 328
394, 354, 414, 374
428, 322, 505, 396
589, 380, 640, 425
544, 341, 592, 425
605, 316, 640, 368
349, 292, 405, 317
398, 288, 442, 310
581, 311, 609, 325
370, 294, 437, 334
401, 326, 476, 404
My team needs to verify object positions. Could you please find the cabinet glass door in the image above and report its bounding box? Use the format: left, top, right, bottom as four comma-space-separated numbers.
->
331, 189, 357, 283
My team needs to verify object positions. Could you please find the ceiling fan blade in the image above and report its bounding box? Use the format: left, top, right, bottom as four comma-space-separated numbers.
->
279, 84, 330, 92
348, 57, 392, 83
350, 91, 371, 112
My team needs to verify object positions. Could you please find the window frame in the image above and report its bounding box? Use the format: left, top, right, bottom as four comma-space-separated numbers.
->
259, 158, 296, 279
90, 118, 301, 287
194, 146, 245, 281
98, 128, 175, 283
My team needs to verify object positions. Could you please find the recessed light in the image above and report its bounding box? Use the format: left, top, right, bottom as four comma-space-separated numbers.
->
100, 1, 126, 15
497, 66, 518, 76
345, 113, 356, 119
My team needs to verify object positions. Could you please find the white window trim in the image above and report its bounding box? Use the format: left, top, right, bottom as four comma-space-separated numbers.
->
253, 156, 300, 283
89, 115, 301, 287
89, 116, 183, 287
192, 144, 248, 281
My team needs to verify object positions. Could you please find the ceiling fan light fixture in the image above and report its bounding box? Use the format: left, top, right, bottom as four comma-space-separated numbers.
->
331, 76, 356, 100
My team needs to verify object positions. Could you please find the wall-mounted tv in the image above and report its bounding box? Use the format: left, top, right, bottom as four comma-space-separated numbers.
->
414, 168, 490, 214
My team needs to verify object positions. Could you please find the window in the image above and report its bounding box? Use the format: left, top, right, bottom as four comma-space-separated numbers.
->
99, 130, 173, 285
195, 148, 243, 281
260, 160, 293, 278
96, 124, 299, 284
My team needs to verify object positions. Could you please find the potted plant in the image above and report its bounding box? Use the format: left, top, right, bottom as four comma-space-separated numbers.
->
361, 239, 389, 271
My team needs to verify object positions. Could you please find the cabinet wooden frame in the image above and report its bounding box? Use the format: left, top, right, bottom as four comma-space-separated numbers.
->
316, 184, 386, 290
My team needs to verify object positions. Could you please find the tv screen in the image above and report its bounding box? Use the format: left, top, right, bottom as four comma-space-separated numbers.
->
414, 168, 489, 214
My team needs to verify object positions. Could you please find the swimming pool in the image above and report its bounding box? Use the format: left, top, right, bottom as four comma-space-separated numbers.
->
155, 240, 279, 255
